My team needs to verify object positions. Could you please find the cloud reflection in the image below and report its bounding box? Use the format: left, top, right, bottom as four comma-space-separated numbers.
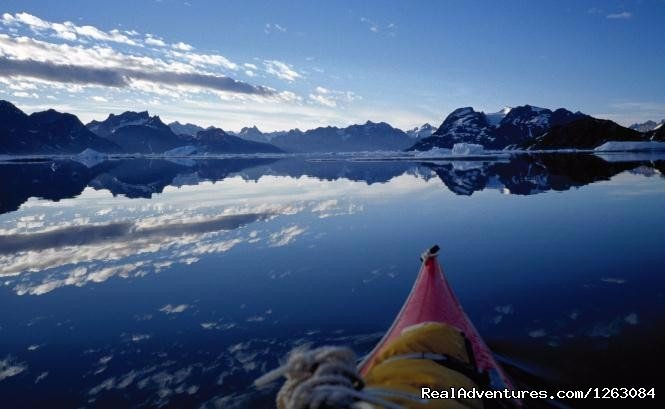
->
1, 175, 374, 296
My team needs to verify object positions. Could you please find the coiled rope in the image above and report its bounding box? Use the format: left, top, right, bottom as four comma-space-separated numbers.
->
255, 346, 407, 409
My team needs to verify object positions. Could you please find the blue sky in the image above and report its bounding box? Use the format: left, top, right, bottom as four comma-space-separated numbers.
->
0, 0, 663, 131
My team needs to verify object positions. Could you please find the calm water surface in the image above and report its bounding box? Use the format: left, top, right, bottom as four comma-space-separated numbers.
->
1, 153, 664, 408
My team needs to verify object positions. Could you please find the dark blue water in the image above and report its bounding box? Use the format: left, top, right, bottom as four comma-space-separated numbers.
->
1, 153, 664, 408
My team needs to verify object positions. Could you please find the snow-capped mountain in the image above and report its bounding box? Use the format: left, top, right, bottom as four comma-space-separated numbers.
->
268, 121, 412, 152
629, 119, 665, 133
87, 111, 184, 153
87, 111, 168, 138
408, 105, 587, 150
233, 121, 412, 152
405, 123, 436, 139
168, 121, 204, 137
0, 100, 119, 154
232, 125, 288, 144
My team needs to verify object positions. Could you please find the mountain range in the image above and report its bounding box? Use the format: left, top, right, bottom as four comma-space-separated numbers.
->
221, 122, 416, 152
1, 99, 663, 155
409, 105, 588, 150
409, 104, 664, 151
0, 100, 119, 154
84, 110, 282, 154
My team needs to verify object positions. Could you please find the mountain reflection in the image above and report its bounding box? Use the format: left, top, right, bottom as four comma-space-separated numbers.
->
1, 154, 663, 214
424, 154, 663, 196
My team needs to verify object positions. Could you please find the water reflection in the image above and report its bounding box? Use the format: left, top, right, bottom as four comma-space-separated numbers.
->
1, 154, 664, 215
0, 153, 664, 408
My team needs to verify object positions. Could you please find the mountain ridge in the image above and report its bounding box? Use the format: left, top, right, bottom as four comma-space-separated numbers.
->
409, 105, 588, 150
1, 99, 663, 154
0, 101, 120, 154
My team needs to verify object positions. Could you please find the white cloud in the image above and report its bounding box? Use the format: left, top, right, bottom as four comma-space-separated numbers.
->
1, 12, 139, 45
308, 86, 360, 108
360, 17, 379, 33
359, 17, 396, 36
145, 34, 166, 47
168, 49, 238, 71
264, 60, 301, 82
12, 91, 38, 98
172, 41, 193, 51
264, 23, 287, 34
606, 12, 632, 19
345, 91, 361, 102
309, 93, 336, 108
91, 96, 108, 102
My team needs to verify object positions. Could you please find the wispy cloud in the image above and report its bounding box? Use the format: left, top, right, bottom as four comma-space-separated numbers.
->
264, 60, 301, 82
12, 90, 38, 98
360, 17, 379, 33
308, 86, 361, 108
264, 23, 287, 34
2, 12, 139, 45
360, 17, 396, 36
606, 11, 632, 19
309, 93, 336, 108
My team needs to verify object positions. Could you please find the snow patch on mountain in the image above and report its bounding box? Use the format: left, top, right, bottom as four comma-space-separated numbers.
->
406, 123, 436, 139
485, 107, 512, 126
169, 121, 204, 137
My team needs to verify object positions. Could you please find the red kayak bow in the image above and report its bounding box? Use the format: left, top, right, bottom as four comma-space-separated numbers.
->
359, 245, 515, 393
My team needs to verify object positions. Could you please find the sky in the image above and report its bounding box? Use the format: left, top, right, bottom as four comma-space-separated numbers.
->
0, 0, 663, 132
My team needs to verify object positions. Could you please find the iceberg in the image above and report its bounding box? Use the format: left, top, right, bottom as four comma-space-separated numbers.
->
74, 148, 107, 168
163, 145, 198, 156
594, 141, 665, 152
413, 147, 452, 158
452, 143, 484, 155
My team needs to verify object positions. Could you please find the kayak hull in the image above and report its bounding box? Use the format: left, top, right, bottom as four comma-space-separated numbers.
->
359, 252, 514, 392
